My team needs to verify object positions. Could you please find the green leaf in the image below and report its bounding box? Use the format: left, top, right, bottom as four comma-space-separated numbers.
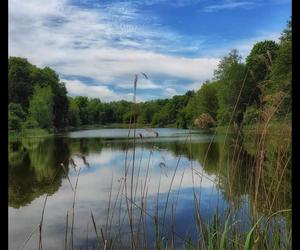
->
220, 214, 230, 250
244, 217, 263, 250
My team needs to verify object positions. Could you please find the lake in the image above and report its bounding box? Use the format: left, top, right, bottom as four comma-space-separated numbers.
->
9, 128, 291, 249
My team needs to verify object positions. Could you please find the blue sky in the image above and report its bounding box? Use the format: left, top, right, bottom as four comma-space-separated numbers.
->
9, 0, 291, 102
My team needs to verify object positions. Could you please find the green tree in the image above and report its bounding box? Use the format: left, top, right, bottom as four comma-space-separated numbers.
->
8, 103, 26, 121
8, 57, 69, 129
8, 103, 26, 131
8, 113, 22, 131
279, 19, 291, 43
114, 100, 132, 123
52, 82, 69, 128
68, 98, 81, 127
214, 50, 248, 125
195, 81, 219, 120
8, 57, 34, 110
246, 40, 279, 82
31, 66, 69, 128
74, 96, 89, 125
266, 21, 292, 118
29, 86, 54, 129
245, 40, 279, 106
86, 98, 102, 124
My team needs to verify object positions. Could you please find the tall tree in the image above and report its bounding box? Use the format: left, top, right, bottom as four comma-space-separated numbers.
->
8, 57, 34, 110
245, 40, 279, 106
28, 86, 54, 129
74, 96, 89, 125
68, 97, 81, 127
214, 50, 248, 125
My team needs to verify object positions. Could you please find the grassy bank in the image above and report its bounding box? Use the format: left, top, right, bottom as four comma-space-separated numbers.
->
9, 128, 52, 141
215, 121, 291, 134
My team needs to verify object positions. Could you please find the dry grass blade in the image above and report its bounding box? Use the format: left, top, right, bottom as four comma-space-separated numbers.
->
86, 221, 89, 250
266, 50, 273, 65
121, 192, 195, 249
70, 168, 81, 250
60, 163, 75, 192
100, 228, 106, 249
39, 194, 49, 250
105, 175, 114, 239
20, 167, 62, 249
76, 153, 90, 167
141, 72, 148, 79
133, 74, 138, 103
162, 153, 182, 232
20, 225, 39, 250
65, 211, 69, 250
69, 157, 77, 170
90, 210, 102, 247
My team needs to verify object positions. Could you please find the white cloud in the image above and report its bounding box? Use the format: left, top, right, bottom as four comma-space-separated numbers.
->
9, 0, 284, 101
118, 78, 162, 90
185, 82, 203, 91
9, 0, 220, 101
64, 79, 120, 101
209, 31, 281, 59
50, 48, 219, 85
164, 87, 179, 97
203, 1, 255, 12
64, 79, 146, 102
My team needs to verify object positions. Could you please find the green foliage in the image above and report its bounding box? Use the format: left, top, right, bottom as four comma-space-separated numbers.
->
8, 57, 34, 110
137, 101, 160, 124
52, 82, 69, 128
30, 65, 69, 128
23, 116, 39, 129
73, 96, 89, 125
214, 51, 248, 125
245, 40, 279, 108
185, 81, 219, 124
8, 57, 69, 130
151, 107, 169, 127
8, 113, 22, 131
243, 105, 259, 125
8, 103, 26, 131
243, 217, 263, 250
86, 98, 103, 124
214, 49, 242, 80
270, 41, 291, 90
246, 40, 279, 82
150, 94, 192, 127
68, 98, 81, 127
259, 20, 292, 120
9, 103, 26, 121
279, 19, 291, 43
220, 214, 230, 250
29, 86, 54, 129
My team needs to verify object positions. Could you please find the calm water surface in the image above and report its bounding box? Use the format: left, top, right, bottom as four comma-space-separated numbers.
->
9, 128, 291, 249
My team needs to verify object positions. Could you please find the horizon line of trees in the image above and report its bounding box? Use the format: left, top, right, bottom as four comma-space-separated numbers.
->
8, 20, 291, 131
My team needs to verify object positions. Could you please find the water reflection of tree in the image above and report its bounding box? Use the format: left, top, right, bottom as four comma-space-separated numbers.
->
9, 135, 291, 218
215, 132, 291, 217
129, 133, 291, 218
9, 137, 70, 208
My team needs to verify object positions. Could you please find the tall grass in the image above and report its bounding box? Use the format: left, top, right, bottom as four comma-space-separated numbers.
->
20, 71, 291, 249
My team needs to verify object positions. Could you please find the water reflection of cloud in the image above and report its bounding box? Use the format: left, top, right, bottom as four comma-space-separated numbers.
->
9, 143, 218, 249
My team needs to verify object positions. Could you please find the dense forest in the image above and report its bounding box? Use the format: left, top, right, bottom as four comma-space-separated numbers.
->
8, 21, 291, 132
